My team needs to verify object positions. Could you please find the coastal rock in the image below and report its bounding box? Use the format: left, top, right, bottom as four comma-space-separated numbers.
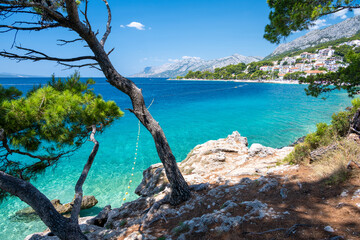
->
310, 144, 338, 162
280, 188, 288, 199
16, 196, 98, 218
135, 163, 167, 197
290, 136, 306, 146
259, 178, 279, 193
249, 143, 275, 158
225, 131, 248, 146
134, 131, 293, 196
88, 205, 112, 227
324, 225, 335, 233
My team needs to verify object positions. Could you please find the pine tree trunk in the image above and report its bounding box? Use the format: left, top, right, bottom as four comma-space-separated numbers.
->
0, 171, 87, 240
73, 25, 191, 205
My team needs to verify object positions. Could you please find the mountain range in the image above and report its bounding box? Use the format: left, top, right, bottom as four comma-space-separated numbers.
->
130, 54, 262, 78
0, 72, 42, 78
268, 15, 360, 58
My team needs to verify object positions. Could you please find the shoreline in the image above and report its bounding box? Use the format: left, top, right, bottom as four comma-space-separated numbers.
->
167, 78, 300, 85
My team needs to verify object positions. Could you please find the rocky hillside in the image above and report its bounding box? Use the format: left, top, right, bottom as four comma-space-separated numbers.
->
26, 131, 360, 240
268, 15, 360, 58
130, 54, 262, 78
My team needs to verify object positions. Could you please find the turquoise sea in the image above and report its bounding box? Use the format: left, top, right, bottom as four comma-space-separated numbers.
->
0, 77, 352, 239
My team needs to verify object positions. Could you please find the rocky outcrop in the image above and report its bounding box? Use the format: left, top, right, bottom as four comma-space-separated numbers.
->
16, 195, 98, 219
135, 131, 294, 198
310, 143, 338, 162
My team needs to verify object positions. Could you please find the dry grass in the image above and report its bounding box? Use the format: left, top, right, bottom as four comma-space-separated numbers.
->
312, 139, 360, 184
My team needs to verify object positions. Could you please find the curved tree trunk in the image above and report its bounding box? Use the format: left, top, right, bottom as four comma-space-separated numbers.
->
0, 171, 87, 240
93, 47, 191, 205
96, 50, 191, 205
65, 2, 191, 205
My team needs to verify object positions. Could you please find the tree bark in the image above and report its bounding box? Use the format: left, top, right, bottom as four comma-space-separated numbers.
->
91, 43, 191, 205
0, 171, 87, 240
71, 125, 99, 223
349, 109, 360, 135
64, 1, 191, 205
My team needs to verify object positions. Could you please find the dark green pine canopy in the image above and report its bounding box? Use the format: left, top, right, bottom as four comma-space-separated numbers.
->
0, 73, 123, 197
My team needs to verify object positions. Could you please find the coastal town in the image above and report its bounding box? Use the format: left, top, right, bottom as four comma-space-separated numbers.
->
176, 38, 360, 81
260, 39, 360, 79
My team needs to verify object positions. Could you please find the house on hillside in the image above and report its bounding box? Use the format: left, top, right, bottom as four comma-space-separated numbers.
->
304, 70, 326, 76
318, 48, 335, 57
260, 66, 271, 71
290, 67, 300, 73
349, 40, 360, 46
278, 73, 286, 79
300, 52, 312, 59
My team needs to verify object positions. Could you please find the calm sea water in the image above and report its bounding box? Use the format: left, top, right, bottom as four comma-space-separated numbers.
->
0, 77, 352, 239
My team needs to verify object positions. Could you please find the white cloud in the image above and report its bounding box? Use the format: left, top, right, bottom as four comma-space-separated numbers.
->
331, 9, 348, 19
354, 9, 360, 16
309, 19, 329, 30
126, 22, 145, 30
120, 24, 125, 28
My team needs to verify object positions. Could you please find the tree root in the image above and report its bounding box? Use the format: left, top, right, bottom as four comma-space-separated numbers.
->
244, 223, 312, 237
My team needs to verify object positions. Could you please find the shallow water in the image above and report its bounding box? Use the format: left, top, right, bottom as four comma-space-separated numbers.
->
0, 78, 352, 239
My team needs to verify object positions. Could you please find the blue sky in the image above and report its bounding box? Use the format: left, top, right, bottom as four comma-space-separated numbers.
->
0, 0, 358, 77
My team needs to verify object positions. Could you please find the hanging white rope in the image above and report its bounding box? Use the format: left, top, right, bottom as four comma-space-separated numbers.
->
121, 99, 154, 203
121, 120, 140, 203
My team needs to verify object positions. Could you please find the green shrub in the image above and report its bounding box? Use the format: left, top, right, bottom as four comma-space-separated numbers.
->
351, 98, 360, 111
331, 111, 350, 137
284, 143, 311, 164
285, 100, 358, 165
305, 122, 331, 149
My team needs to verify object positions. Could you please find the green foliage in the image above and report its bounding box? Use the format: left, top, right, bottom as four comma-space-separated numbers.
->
172, 222, 190, 235
264, 0, 359, 44
283, 143, 311, 165
118, 220, 127, 227
283, 71, 305, 80
351, 98, 360, 111
0, 73, 123, 183
334, 45, 353, 59
181, 61, 276, 80
285, 99, 360, 165
0, 85, 22, 102
331, 111, 350, 137
305, 123, 332, 149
